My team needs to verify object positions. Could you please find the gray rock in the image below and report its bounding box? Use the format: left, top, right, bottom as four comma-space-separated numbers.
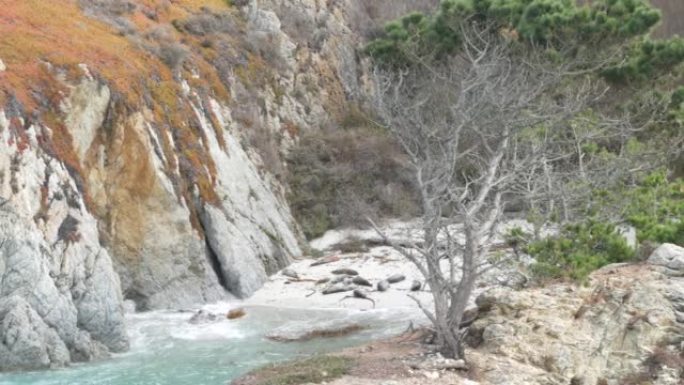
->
331, 268, 359, 276
0, 296, 70, 371
201, 205, 271, 298
377, 280, 390, 292
617, 225, 638, 250
352, 276, 372, 287
0, 206, 128, 370
386, 274, 405, 283
188, 310, 220, 324
649, 243, 684, 274
281, 268, 299, 279
410, 280, 422, 291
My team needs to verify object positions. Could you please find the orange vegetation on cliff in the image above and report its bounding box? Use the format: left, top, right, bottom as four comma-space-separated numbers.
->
0, 0, 238, 224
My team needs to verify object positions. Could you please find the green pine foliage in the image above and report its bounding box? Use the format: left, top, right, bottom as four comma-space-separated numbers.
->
603, 38, 684, 83
624, 172, 684, 245
526, 220, 635, 282
366, 0, 684, 85
365, 0, 662, 66
527, 172, 683, 282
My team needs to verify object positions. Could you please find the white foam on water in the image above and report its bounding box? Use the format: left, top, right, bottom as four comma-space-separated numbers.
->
200, 300, 244, 314
169, 321, 246, 341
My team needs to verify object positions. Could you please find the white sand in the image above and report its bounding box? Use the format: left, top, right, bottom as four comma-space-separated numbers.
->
247, 218, 540, 315
247, 245, 431, 313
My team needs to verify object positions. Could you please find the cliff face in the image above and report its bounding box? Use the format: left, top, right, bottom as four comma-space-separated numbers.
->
0, 0, 377, 370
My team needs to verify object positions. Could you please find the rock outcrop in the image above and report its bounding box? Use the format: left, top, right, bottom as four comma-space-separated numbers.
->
0, 148, 128, 370
468, 244, 684, 385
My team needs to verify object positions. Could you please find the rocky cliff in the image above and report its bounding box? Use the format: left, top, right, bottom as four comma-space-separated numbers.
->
0, 0, 387, 370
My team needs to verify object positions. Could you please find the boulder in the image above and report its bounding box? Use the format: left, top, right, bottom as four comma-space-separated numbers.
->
0, 206, 128, 371
386, 274, 405, 283
648, 243, 684, 274
377, 280, 390, 292
281, 268, 299, 279
0, 297, 70, 371
617, 225, 638, 250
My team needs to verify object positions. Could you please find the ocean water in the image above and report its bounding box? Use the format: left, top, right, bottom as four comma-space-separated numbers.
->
0, 304, 416, 385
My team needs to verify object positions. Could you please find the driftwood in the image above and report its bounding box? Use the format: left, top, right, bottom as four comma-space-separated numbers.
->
310, 255, 340, 267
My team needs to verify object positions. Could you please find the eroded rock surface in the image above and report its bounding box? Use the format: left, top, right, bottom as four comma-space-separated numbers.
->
468, 255, 684, 385
0, 146, 128, 370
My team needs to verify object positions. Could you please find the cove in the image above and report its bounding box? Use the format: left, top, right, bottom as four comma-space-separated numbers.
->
0, 304, 416, 385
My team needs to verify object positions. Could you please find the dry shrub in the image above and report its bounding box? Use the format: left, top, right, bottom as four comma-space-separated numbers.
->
345, 0, 440, 38
287, 109, 420, 239
621, 346, 684, 384
177, 11, 240, 36
78, 0, 138, 34
137, 25, 190, 70
157, 42, 190, 70
231, 355, 355, 385
78, 0, 136, 17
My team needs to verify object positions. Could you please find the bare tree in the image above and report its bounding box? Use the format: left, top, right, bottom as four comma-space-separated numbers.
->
369, 21, 641, 359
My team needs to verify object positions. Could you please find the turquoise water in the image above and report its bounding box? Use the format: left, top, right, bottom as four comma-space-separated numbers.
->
0, 304, 415, 385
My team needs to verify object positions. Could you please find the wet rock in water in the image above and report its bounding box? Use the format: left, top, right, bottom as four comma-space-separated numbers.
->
226, 308, 246, 320
322, 284, 355, 295
281, 268, 299, 279
188, 310, 219, 324
352, 276, 372, 287
331, 268, 359, 276
377, 280, 390, 292
386, 274, 405, 283
410, 280, 422, 291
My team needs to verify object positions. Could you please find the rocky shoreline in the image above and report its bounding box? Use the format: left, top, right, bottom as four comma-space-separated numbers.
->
234, 241, 684, 385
